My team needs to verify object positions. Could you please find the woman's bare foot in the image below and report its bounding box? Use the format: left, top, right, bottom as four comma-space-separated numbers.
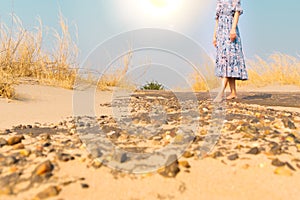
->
226, 94, 237, 100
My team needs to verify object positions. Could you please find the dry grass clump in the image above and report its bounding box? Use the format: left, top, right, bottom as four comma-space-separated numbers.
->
97, 50, 134, 90
191, 53, 300, 91
191, 62, 219, 92
0, 69, 15, 98
0, 13, 78, 99
237, 53, 300, 87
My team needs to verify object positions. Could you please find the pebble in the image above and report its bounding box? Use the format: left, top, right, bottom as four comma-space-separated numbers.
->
34, 186, 61, 199
33, 160, 54, 176
113, 152, 128, 163
81, 183, 89, 188
91, 160, 102, 169
182, 151, 194, 158
19, 149, 31, 157
271, 158, 285, 167
57, 153, 75, 162
13, 143, 25, 150
210, 151, 224, 158
158, 154, 180, 178
282, 118, 296, 129
274, 167, 293, 176
179, 160, 191, 168
7, 135, 24, 146
227, 153, 239, 161
246, 147, 260, 155
1, 156, 18, 166
0, 138, 7, 147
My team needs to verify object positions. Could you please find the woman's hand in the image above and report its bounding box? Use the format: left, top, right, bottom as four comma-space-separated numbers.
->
213, 37, 217, 47
230, 29, 237, 42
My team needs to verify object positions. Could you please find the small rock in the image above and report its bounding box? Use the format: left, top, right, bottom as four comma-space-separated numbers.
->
57, 153, 75, 162
158, 154, 180, 178
285, 162, 296, 171
35, 186, 61, 199
19, 149, 31, 157
7, 135, 24, 145
13, 143, 25, 150
0, 138, 7, 147
282, 118, 296, 129
271, 158, 285, 167
25, 124, 32, 129
182, 151, 194, 158
113, 152, 128, 163
179, 160, 191, 168
92, 160, 102, 169
227, 153, 239, 161
40, 133, 51, 140
33, 160, 54, 176
4, 129, 12, 134
269, 143, 282, 155
2, 156, 18, 166
89, 148, 103, 158
0, 186, 13, 195
81, 183, 89, 189
153, 136, 163, 141
246, 147, 260, 155
43, 142, 51, 147
211, 151, 224, 158
274, 167, 293, 176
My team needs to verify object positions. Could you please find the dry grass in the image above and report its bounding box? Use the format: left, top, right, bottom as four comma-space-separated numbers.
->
191, 53, 300, 91
0, 13, 78, 99
0, 69, 15, 98
237, 53, 300, 87
97, 50, 134, 90
191, 62, 219, 92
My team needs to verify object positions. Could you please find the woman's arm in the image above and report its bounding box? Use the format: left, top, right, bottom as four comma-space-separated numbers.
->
230, 11, 240, 42
213, 19, 219, 47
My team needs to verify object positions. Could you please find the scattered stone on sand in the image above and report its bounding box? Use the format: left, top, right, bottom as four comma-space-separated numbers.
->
182, 151, 194, 158
81, 183, 89, 189
112, 152, 128, 163
34, 185, 61, 200
0, 138, 7, 147
13, 143, 25, 150
246, 147, 261, 155
7, 135, 24, 146
159, 154, 180, 178
274, 167, 293, 176
271, 158, 285, 167
210, 151, 224, 159
178, 160, 191, 168
227, 153, 239, 161
33, 160, 54, 176
282, 118, 297, 129
57, 152, 75, 162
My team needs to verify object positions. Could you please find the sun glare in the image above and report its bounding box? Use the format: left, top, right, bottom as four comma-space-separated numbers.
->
116, 0, 211, 30
140, 0, 182, 17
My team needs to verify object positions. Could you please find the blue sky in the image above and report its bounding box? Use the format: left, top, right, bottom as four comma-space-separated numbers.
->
1, 0, 299, 61
0, 0, 299, 88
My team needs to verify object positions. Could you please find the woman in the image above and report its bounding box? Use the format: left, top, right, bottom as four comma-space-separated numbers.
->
213, 0, 248, 102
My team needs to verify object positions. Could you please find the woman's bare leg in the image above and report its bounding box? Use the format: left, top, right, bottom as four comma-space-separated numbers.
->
214, 77, 229, 102
227, 78, 237, 99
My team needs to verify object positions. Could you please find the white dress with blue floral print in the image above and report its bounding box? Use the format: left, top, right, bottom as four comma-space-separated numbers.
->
215, 0, 248, 80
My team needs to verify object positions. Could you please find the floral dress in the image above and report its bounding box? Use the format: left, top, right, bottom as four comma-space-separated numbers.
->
215, 0, 248, 80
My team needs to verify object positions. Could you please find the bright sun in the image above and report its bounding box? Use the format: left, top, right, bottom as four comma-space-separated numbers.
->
140, 0, 183, 17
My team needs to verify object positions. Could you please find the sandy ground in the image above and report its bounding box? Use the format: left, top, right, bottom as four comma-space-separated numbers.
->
1, 84, 300, 200
1, 84, 299, 130
0, 84, 113, 130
